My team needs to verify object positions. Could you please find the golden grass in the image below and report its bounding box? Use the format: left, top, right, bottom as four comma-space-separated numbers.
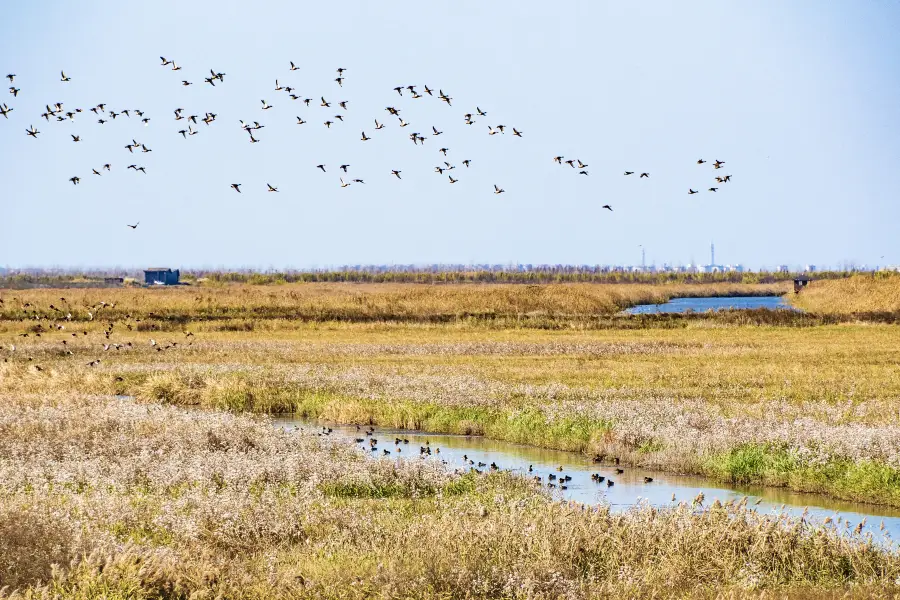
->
0, 281, 790, 323
792, 274, 900, 315
2, 390, 900, 599
3, 316, 900, 504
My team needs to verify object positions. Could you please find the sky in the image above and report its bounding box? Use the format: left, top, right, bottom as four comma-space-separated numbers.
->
1, 0, 899, 271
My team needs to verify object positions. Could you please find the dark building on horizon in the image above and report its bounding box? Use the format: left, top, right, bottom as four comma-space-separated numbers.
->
144, 268, 180, 286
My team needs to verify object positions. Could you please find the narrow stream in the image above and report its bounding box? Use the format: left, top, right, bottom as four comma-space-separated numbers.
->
276, 416, 900, 541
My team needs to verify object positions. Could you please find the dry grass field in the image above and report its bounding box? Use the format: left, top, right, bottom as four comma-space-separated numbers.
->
3, 281, 900, 597
792, 274, 900, 315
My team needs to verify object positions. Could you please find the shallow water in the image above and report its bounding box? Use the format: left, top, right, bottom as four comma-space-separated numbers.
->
276, 416, 900, 541
626, 295, 793, 314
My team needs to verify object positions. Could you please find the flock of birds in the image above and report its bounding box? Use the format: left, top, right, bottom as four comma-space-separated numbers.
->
4, 60, 734, 227
311, 424, 662, 493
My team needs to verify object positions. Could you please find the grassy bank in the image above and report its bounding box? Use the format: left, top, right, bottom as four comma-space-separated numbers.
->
0, 281, 790, 324
792, 273, 900, 315
1, 390, 899, 599
3, 314, 900, 507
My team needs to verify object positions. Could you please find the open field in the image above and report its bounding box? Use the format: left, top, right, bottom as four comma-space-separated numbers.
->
792, 274, 900, 315
2, 390, 900, 599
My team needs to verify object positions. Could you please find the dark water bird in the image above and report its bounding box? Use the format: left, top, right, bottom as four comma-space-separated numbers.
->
352, 179, 365, 184
424, 85, 433, 95
579, 170, 589, 176
602, 205, 613, 211
714, 160, 725, 168
564, 159, 575, 167
296, 117, 307, 125
360, 131, 370, 141
476, 107, 487, 116
290, 61, 299, 71
340, 164, 350, 172
92, 168, 101, 176
5, 74, 15, 82
513, 128, 523, 137
335, 77, 344, 87
60, 70, 71, 82
261, 99, 273, 110
231, 183, 241, 193
615, 468, 624, 474
317, 164, 326, 172
432, 126, 443, 136
340, 178, 351, 188
25, 125, 39, 138
439, 147, 449, 156
709, 187, 718, 192
9, 86, 19, 97
644, 477, 653, 483
267, 184, 278, 192
607, 479, 614, 487
639, 172, 649, 178
554, 156, 564, 164
375, 119, 385, 130
723, 175, 732, 182
494, 185, 505, 194
448, 175, 457, 183
624, 171, 634, 176
103, 164, 111, 171
577, 160, 588, 169
126, 222, 139, 229
697, 159, 706, 164
393, 86, 403, 96
688, 189, 698, 195
71, 134, 81, 142
321, 96, 330, 107
182, 80, 192, 86
391, 170, 402, 179
69, 176, 80, 185
324, 120, 333, 128
462, 159, 471, 167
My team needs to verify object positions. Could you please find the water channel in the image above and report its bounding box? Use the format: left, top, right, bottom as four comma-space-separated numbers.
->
276, 416, 900, 542
626, 295, 794, 314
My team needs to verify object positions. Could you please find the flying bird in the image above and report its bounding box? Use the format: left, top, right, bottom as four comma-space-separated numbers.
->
267, 184, 278, 192
261, 99, 273, 110
512, 128, 523, 137
340, 178, 350, 188
317, 164, 326, 173
25, 125, 39, 138
448, 175, 457, 183
602, 205, 613, 211
494, 185, 505, 194
462, 159, 471, 168
639, 173, 649, 178
290, 61, 299, 71
624, 171, 634, 176
688, 189, 698, 195
340, 164, 350, 172
126, 222, 139, 229
360, 131, 370, 141
230, 183, 242, 193
709, 187, 718, 192
697, 159, 706, 164
391, 170, 402, 179
60, 70, 71, 82
69, 176, 80, 185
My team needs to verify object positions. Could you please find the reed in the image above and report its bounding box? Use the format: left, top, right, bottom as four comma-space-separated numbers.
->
1, 390, 899, 598
791, 273, 900, 315
0, 281, 790, 325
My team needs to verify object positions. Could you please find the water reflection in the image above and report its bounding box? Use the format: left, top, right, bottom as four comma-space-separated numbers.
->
276, 416, 900, 542
626, 296, 794, 314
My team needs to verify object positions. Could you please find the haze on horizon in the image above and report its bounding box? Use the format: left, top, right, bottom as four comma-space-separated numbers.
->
1, 1, 899, 271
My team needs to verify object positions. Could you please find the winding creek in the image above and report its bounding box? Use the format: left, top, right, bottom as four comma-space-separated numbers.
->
276, 416, 900, 542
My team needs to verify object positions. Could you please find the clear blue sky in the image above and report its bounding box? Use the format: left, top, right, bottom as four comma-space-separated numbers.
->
1, 1, 899, 270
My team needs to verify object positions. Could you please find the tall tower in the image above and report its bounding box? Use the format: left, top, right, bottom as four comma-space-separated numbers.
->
710, 243, 715, 267
641, 246, 646, 270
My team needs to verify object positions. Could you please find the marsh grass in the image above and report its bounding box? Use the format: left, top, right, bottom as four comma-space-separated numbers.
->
792, 273, 900, 315
2, 390, 900, 598
0, 282, 790, 324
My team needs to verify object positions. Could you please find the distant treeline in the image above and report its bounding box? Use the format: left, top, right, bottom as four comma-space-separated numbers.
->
0, 268, 878, 287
